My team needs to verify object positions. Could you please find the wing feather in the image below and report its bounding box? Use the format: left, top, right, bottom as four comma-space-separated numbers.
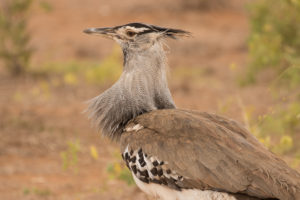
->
120, 109, 300, 199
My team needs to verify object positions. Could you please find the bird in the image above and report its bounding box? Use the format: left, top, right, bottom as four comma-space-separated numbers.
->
83, 23, 300, 200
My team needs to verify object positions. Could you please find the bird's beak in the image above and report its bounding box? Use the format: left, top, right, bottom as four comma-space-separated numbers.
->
83, 27, 115, 37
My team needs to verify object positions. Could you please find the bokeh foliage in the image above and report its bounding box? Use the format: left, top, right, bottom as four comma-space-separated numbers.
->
245, 0, 300, 166
35, 46, 122, 86
245, 0, 300, 86
0, 0, 33, 75
0, 0, 51, 76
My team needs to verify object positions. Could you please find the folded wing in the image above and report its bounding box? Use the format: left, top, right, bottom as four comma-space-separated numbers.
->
120, 109, 300, 200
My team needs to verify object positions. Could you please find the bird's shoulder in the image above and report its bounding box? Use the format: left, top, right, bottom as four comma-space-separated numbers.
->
121, 108, 263, 151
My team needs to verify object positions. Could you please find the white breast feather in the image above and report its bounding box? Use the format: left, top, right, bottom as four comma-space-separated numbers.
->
133, 174, 237, 200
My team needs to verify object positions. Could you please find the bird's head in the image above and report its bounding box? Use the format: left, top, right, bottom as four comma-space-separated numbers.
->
83, 22, 190, 51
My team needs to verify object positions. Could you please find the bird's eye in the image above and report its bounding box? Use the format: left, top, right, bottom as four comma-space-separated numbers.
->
126, 31, 136, 37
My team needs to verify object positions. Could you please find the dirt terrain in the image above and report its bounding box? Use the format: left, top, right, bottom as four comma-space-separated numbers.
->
1, 0, 296, 199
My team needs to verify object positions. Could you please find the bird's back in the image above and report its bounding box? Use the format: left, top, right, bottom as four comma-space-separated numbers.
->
121, 109, 300, 200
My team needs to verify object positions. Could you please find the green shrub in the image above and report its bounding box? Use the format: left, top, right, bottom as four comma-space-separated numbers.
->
245, 102, 300, 169
0, 0, 33, 75
107, 151, 135, 186
61, 140, 80, 173
32, 46, 122, 85
244, 1, 300, 167
244, 0, 300, 86
0, 0, 52, 76
254, 103, 300, 154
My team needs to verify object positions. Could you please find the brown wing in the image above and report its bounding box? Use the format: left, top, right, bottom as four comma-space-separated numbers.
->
120, 109, 300, 200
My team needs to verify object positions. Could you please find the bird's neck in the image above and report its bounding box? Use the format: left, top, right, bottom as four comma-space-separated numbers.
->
123, 42, 166, 72
87, 42, 175, 140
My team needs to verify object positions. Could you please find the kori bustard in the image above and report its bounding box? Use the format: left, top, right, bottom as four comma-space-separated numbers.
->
84, 23, 300, 200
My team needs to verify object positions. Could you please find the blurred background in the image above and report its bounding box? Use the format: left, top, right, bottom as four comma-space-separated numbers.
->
0, 0, 300, 199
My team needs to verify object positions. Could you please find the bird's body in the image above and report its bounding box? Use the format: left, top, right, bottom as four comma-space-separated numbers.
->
122, 109, 300, 200
84, 23, 300, 200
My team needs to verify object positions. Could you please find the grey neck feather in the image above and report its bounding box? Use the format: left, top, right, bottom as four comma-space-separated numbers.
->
87, 41, 175, 140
